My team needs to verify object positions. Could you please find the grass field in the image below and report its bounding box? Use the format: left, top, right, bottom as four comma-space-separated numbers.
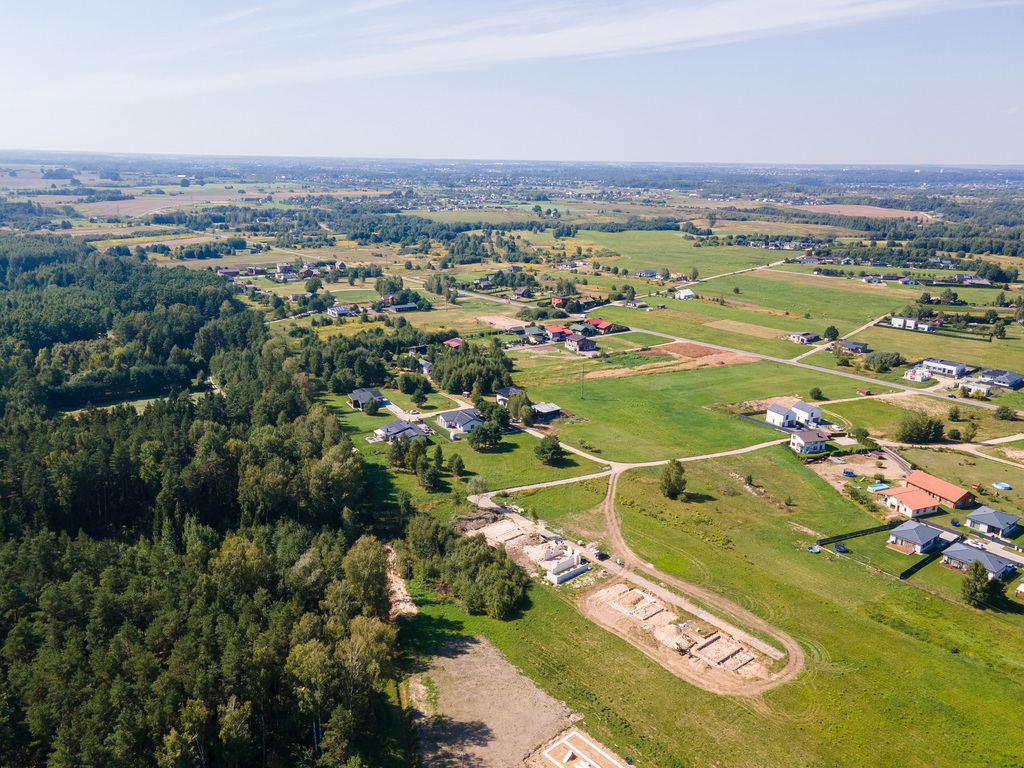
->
574, 230, 775, 276
403, 447, 1024, 766
847, 323, 1024, 371
527, 361, 893, 462
822, 395, 1023, 443
592, 305, 804, 358
593, 331, 671, 352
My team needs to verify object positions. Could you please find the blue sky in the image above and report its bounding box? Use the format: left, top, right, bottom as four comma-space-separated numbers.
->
2, 0, 1022, 164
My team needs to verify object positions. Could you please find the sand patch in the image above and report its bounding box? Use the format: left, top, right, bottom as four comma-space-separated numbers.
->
477, 314, 521, 330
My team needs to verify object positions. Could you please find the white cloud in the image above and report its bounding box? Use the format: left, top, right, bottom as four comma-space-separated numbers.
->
4, 0, 1020, 106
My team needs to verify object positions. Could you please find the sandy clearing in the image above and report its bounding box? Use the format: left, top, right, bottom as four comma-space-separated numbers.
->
705, 318, 788, 339
807, 452, 908, 493
409, 637, 570, 768
477, 314, 521, 330
387, 547, 416, 622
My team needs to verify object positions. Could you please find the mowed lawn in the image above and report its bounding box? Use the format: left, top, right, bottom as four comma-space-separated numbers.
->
900, 448, 1024, 519
721, 270, 917, 331
847, 323, 1024, 371
528, 361, 890, 462
603, 449, 1024, 766
592, 304, 804, 358
577, 230, 773, 275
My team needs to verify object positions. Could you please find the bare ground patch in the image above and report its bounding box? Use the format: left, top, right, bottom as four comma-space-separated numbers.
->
779, 203, 932, 220
387, 547, 417, 622
476, 314, 520, 330
806, 453, 908, 493
408, 637, 571, 768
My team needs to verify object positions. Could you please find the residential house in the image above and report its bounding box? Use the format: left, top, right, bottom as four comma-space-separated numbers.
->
966, 507, 1020, 538
275, 272, 298, 282
299, 267, 315, 278
569, 323, 597, 337
505, 265, 522, 273
577, 296, 597, 310
418, 359, 433, 377
856, 388, 872, 396
903, 367, 933, 383
436, 409, 484, 436
544, 325, 571, 342
839, 339, 869, 354
374, 420, 428, 443
965, 381, 992, 397
524, 326, 545, 344
585, 318, 614, 334
512, 286, 530, 299
349, 388, 384, 410
891, 316, 918, 330
766, 404, 796, 428
791, 401, 822, 426
275, 262, 293, 273
550, 296, 570, 308
674, 288, 695, 300
531, 403, 562, 421
388, 303, 418, 312
976, 369, 1024, 389
789, 331, 820, 345
790, 430, 829, 454
247, 266, 267, 275
862, 276, 883, 284
407, 345, 428, 356
326, 305, 353, 318
905, 470, 975, 508
565, 333, 597, 352
636, 269, 658, 279
442, 337, 464, 349
887, 521, 945, 554
921, 358, 967, 378
625, 300, 648, 309
898, 277, 920, 285
476, 280, 493, 290
379, 294, 399, 306
495, 386, 525, 407
334, 260, 346, 270
879, 487, 941, 518
881, 274, 901, 282
796, 257, 820, 265
941, 543, 1017, 580
216, 268, 240, 277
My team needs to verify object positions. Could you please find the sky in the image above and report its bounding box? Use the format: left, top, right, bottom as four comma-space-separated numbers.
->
2, 0, 1023, 164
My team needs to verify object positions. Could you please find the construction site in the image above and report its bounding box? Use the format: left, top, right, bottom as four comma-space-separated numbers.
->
578, 582, 774, 694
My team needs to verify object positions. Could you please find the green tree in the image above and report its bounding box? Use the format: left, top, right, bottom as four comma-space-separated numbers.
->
809, 387, 825, 401
948, 404, 961, 422
363, 398, 380, 416
342, 536, 390, 621
961, 422, 978, 442
659, 460, 687, 500
961, 560, 993, 607
467, 422, 502, 451
417, 464, 440, 492
823, 325, 839, 340
894, 411, 944, 443
306, 276, 323, 294
688, 267, 699, 281
433, 445, 444, 471
448, 453, 465, 481
534, 435, 564, 465
994, 405, 1015, 421
466, 475, 487, 497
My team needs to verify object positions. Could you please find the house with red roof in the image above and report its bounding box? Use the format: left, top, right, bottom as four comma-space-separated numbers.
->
584, 317, 613, 334
544, 325, 571, 342
880, 486, 941, 518
443, 337, 464, 349
905, 470, 975, 509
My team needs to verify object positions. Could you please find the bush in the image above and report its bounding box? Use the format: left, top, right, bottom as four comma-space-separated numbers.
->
894, 411, 944, 444
809, 387, 826, 401
660, 460, 687, 500
994, 405, 1015, 421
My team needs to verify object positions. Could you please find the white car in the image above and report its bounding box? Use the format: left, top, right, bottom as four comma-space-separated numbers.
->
965, 539, 987, 550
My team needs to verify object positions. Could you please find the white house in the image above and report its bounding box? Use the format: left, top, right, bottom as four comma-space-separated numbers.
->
674, 288, 695, 300
791, 401, 821, 426
976, 369, 1024, 389
879, 487, 941, 519
326, 305, 353, 318
789, 331, 820, 345
964, 381, 992, 397
903, 367, 932, 383
766, 404, 796, 428
790, 430, 829, 454
922, 358, 967, 378
887, 521, 944, 554
941, 544, 1017, 580
966, 507, 1020, 538
436, 408, 484, 436
891, 316, 918, 330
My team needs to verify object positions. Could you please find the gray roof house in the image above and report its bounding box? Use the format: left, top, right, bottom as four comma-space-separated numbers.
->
495, 386, 525, 407
531, 402, 562, 421
437, 408, 485, 435
766, 404, 796, 428
976, 369, 1024, 389
349, 388, 384, 409
941, 543, 1017, 580
840, 339, 869, 354
888, 521, 944, 554
966, 507, 1020, 537
374, 420, 428, 443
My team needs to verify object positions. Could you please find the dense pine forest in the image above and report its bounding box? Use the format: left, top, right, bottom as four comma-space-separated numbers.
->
0, 234, 524, 767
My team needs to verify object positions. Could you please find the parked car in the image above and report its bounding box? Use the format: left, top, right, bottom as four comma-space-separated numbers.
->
966, 539, 987, 550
